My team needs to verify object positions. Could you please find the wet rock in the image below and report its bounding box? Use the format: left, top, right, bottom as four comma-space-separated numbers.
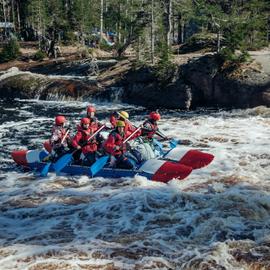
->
182, 55, 270, 108
0, 70, 101, 100
1, 55, 269, 109
119, 66, 192, 109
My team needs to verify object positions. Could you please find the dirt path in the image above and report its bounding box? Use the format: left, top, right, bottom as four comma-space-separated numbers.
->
249, 49, 270, 75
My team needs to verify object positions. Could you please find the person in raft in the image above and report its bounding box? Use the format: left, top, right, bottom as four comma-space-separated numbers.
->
110, 111, 137, 136
104, 120, 135, 169
86, 105, 105, 150
141, 111, 161, 136
72, 117, 100, 166
50, 115, 71, 160
86, 105, 102, 128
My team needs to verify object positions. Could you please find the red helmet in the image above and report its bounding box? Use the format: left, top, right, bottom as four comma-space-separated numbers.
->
149, 111, 161, 121
81, 117, 90, 125
87, 105, 96, 113
55, 115, 66, 126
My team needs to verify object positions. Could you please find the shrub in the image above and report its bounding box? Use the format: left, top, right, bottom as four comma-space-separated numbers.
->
219, 47, 250, 64
62, 31, 76, 45
154, 41, 177, 83
0, 38, 21, 63
33, 50, 46, 61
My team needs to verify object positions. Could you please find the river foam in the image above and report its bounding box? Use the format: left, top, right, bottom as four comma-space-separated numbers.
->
0, 100, 269, 269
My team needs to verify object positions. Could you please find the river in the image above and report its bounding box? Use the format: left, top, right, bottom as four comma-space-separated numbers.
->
0, 99, 270, 269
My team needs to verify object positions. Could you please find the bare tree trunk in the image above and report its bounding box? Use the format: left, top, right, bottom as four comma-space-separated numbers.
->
118, 3, 121, 43
267, 16, 270, 42
11, 0, 16, 31
16, 0, 21, 33
217, 29, 221, 52
100, 0, 104, 47
164, 0, 172, 47
181, 21, 185, 43
138, 36, 141, 61
124, 0, 128, 44
172, 12, 175, 45
38, 0, 42, 48
2, 0, 7, 39
150, 0, 154, 64
177, 14, 181, 44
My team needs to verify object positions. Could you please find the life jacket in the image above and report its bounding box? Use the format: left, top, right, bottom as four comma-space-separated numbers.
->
72, 125, 98, 154
104, 130, 127, 156
50, 125, 69, 149
110, 114, 118, 128
141, 120, 158, 139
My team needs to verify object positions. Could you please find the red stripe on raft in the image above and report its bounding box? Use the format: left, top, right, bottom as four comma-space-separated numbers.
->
152, 162, 192, 183
179, 150, 214, 169
43, 140, 52, 153
11, 150, 28, 166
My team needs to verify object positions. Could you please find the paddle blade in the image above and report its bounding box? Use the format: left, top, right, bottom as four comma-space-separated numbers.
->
40, 163, 51, 177
169, 139, 178, 149
53, 153, 73, 173
179, 150, 214, 169
90, 156, 109, 177
153, 138, 164, 155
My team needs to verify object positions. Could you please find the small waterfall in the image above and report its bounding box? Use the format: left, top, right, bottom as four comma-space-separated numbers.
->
108, 87, 124, 102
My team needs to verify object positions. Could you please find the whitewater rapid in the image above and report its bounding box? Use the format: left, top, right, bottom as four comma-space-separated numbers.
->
0, 99, 270, 270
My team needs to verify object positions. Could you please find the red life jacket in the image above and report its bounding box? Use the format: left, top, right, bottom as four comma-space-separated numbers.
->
50, 125, 69, 149
104, 130, 127, 156
110, 114, 118, 128
141, 120, 158, 139
72, 125, 98, 154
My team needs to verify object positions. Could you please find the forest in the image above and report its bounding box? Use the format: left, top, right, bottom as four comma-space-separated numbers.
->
0, 0, 269, 64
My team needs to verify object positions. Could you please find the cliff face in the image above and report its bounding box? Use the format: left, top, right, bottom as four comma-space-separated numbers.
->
181, 55, 270, 108
111, 55, 270, 109
0, 55, 270, 109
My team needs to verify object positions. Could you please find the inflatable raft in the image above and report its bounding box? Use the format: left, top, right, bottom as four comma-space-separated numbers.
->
11, 147, 214, 183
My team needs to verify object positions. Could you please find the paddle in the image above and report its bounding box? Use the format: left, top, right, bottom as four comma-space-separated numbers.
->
40, 129, 70, 177
89, 155, 109, 177
169, 138, 178, 149
54, 124, 106, 174
152, 138, 165, 155
123, 126, 142, 144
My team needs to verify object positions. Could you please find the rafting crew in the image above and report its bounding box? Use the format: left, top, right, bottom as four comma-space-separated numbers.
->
49, 115, 72, 160
45, 106, 170, 168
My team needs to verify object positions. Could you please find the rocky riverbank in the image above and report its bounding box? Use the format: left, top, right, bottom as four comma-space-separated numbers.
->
0, 52, 269, 109
0, 67, 100, 100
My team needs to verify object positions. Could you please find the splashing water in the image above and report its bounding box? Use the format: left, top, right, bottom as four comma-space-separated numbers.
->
0, 99, 270, 270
